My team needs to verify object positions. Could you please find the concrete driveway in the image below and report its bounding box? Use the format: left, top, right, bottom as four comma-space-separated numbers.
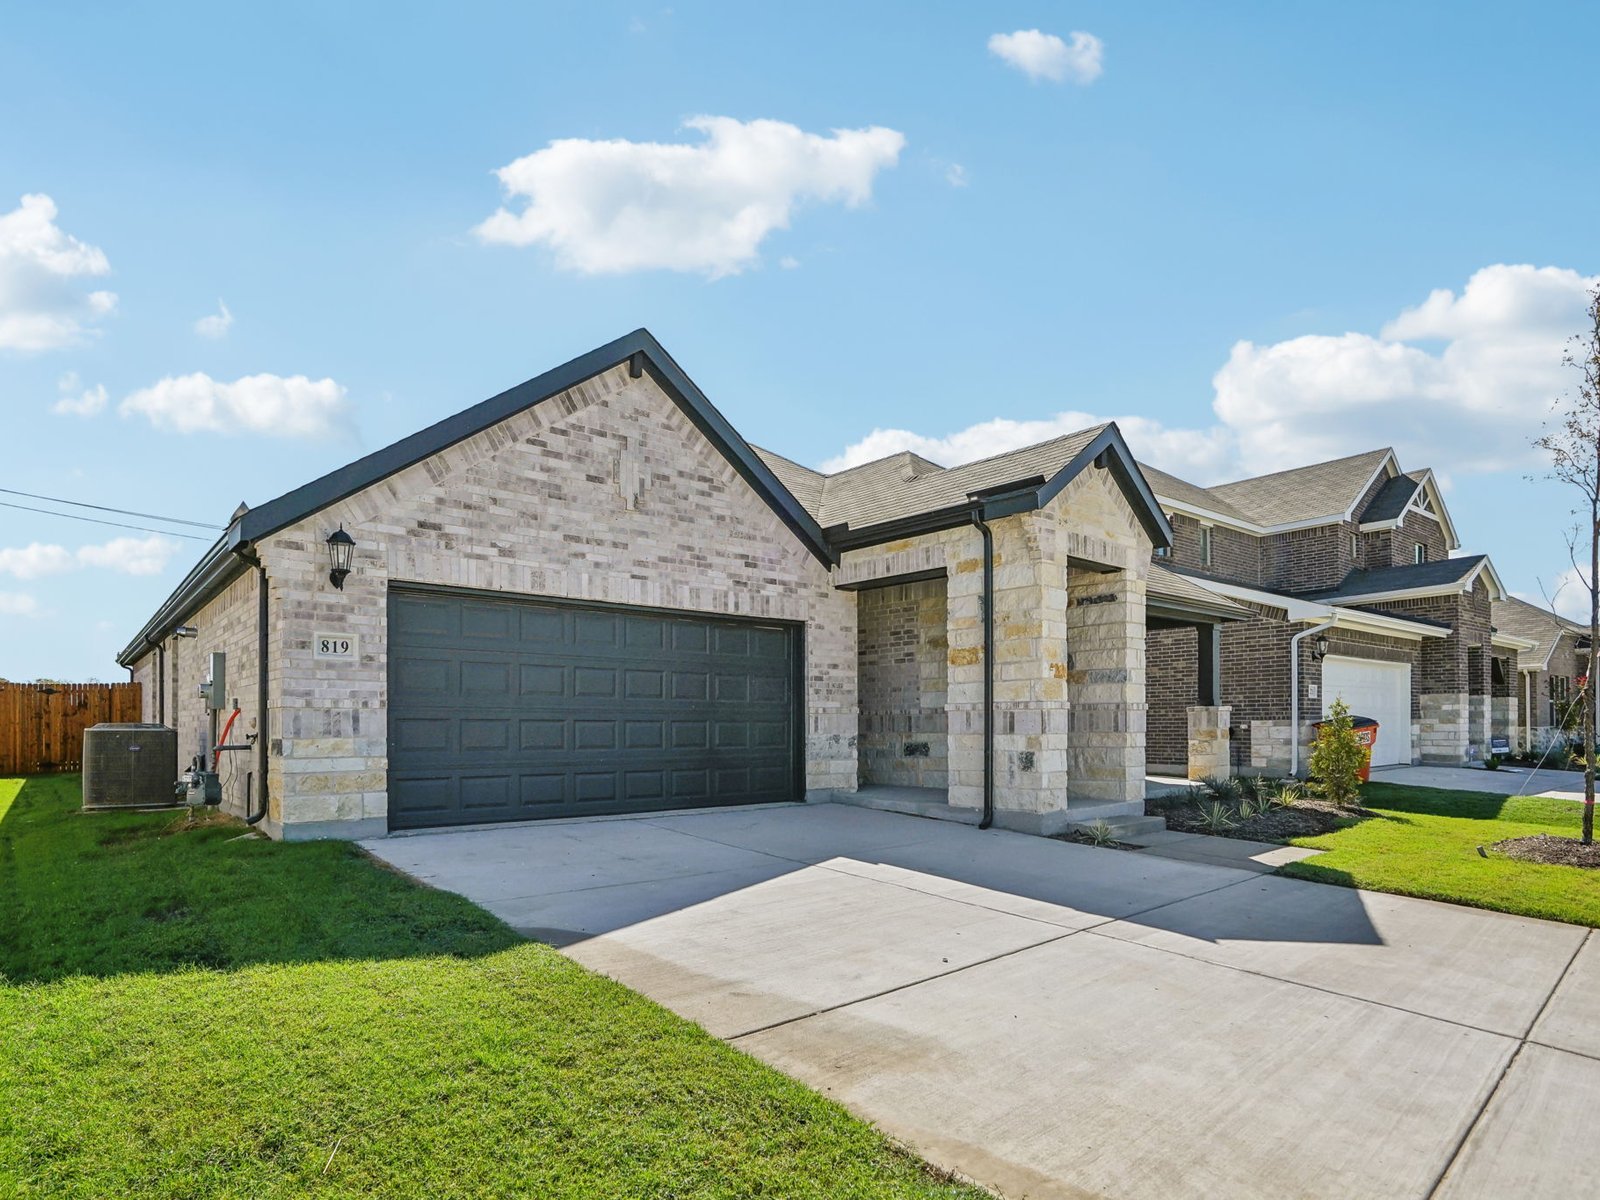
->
364, 803, 1596, 1200
1371, 762, 1589, 801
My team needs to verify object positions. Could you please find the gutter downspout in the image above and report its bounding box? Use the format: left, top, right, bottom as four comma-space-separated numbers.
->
1289, 618, 1337, 778
143, 634, 165, 725
233, 547, 271, 828
970, 508, 995, 830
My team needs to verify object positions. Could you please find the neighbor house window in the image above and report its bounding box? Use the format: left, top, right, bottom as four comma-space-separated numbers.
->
1415, 543, 1427, 564
1153, 543, 1170, 559
1199, 525, 1213, 567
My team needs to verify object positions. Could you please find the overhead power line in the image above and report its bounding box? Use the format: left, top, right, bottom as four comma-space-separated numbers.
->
0, 500, 214, 542
0, 486, 220, 530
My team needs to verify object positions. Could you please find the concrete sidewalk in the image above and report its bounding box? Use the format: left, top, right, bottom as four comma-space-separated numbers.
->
365, 802, 1594, 1199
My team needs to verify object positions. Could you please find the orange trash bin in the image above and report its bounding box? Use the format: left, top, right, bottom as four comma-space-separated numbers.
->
1312, 715, 1380, 782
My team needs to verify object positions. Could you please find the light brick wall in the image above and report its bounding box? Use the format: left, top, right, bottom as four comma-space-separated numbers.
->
255, 365, 855, 838
128, 570, 265, 819
855, 579, 948, 788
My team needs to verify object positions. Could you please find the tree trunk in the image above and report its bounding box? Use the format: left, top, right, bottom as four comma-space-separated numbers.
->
1588, 483, 1598, 845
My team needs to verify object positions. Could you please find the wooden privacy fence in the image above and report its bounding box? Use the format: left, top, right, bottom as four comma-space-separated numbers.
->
0, 682, 142, 775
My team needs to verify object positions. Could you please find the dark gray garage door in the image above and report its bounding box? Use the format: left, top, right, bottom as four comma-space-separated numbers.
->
386, 588, 802, 829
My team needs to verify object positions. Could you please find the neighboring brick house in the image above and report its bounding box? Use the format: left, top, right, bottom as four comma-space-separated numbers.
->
1140, 450, 1531, 775
1491, 596, 1592, 751
119, 329, 1177, 841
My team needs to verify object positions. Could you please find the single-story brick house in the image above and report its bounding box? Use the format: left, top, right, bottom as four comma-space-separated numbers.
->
120, 329, 1215, 841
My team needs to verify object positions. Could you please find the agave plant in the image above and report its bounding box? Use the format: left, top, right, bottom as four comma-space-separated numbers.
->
1272, 781, 1308, 809
1193, 800, 1238, 833
1200, 775, 1243, 804
1082, 819, 1120, 848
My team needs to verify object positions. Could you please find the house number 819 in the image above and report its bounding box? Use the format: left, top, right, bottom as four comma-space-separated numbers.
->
314, 632, 358, 660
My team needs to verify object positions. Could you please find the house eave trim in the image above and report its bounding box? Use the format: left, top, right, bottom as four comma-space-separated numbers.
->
115, 530, 251, 666
234, 328, 835, 567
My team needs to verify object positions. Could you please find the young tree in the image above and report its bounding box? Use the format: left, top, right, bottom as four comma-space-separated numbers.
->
1309, 698, 1367, 808
1535, 282, 1600, 845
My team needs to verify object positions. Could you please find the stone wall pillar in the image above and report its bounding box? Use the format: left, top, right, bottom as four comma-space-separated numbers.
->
1064, 565, 1147, 808
1419, 693, 1470, 765
1467, 694, 1491, 760
1187, 705, 1233, 780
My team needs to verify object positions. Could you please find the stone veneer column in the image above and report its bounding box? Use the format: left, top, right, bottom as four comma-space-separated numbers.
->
944, 514, 1075, 832
1419, 693, 1470, 764
1064, 565, 1148, 809
1186, 705, 1233, 780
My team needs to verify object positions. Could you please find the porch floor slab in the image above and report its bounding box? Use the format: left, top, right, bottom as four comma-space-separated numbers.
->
830, 785, 980, 825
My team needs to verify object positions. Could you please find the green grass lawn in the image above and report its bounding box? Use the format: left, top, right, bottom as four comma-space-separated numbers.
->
1277, 781, 1600, 926
0, 775, 984, 1200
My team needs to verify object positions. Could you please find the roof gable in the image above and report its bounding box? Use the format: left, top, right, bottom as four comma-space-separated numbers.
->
1206, 448, 1394, 527
1492, 595, 1589, 669
233, 329, 833, 567
771, 424, 1173, 550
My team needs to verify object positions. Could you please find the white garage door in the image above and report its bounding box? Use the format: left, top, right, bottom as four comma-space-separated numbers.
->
1321, 657, 1412, 766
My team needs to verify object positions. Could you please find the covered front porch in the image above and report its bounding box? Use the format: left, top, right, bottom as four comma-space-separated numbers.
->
825, 460, 1163, 834
1144, 565, 1250, 780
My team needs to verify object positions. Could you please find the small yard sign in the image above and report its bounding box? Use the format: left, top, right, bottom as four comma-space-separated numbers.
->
314, 632, 358, 661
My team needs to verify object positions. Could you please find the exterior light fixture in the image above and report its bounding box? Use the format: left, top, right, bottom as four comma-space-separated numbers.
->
174, 625, 199, 639
1313, 634, 1330, 661
326, 526, 356, 590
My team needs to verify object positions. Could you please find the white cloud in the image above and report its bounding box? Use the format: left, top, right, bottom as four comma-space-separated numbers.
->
988, 29, 1104, 84
474, 116, 906, 278
50, 371, 107, 417
76, 536, 183, 575
194, 299, 233, 339
945, 163, 969, 188
779, 255, 800, 270
120, 372, 351, 438
1214, 264, 1599, 476
0, 536, 182, 583
0, 543, 76, 579
0, 194, 117, 351
822, 264, 1599, 488
0, 592, 39, 617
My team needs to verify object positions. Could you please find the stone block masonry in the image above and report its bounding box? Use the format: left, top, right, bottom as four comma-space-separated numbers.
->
253, 365, 858, 838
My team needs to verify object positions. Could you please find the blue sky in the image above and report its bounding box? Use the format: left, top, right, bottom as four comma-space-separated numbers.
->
2, 1, 1597, 680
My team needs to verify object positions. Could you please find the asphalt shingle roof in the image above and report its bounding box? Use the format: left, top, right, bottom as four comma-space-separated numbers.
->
1147, 564, 1251, 617
754, 425, 1109, 530
1492, 596, 1589, 670
1358, 473, 1421, 523
1205, 448, 1393, 527
1300, 554, 1490, 602
1136, 463, 1254, 524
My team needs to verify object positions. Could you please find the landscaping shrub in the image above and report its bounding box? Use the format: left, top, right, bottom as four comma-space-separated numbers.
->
1309, 699, 1366, 808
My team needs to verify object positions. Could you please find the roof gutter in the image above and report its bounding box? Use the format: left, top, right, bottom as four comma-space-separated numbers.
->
115, 528, 249, 666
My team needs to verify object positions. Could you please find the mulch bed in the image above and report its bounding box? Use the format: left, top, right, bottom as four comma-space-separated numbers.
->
1492, 834, 1600, 869
1151, 796, 1368, 843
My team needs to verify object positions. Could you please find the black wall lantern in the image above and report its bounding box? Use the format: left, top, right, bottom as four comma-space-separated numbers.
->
1312, 634, 1330, 661
326, 526, 355, 590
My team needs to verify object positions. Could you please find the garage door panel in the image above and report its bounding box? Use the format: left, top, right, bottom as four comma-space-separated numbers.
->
388, 589, 799, 829
1322, 657, 1412, 767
